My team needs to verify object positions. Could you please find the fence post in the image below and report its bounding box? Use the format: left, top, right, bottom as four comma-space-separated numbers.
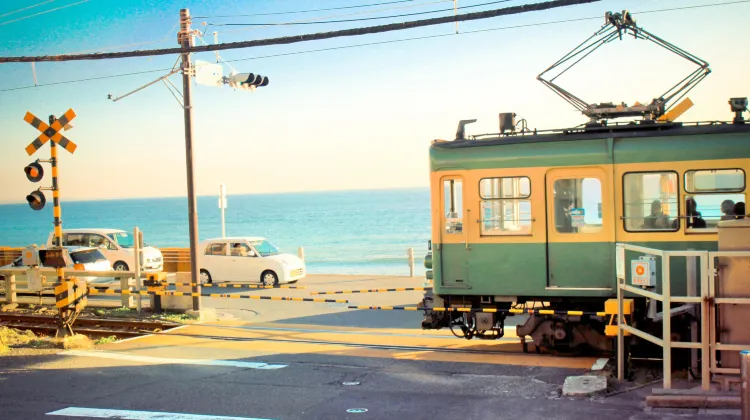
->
120, 275, 132, 308
742, 350, 750, 420
686, 251, 698, 380
617, 276, 624, 381
6, 275, 17, 304
407, 248, 415, 277
662, 254, 672, 389
298, 247, 305, 262
134, 227, 142, 314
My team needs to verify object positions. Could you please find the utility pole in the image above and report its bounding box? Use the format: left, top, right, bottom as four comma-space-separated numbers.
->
179, 8, 201, 312
454, 1, 459, 34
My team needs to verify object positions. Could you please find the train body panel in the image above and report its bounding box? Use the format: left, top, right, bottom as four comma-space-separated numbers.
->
428, 126, 750, 301
422, 122, 750, 352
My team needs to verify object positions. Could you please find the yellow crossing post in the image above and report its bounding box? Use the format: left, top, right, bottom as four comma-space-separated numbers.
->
23, 109, 84, 337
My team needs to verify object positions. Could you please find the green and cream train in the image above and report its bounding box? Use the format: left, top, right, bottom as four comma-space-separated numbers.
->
420, 108, 750, 355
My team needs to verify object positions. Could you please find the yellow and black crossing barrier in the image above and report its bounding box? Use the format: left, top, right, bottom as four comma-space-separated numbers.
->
346, 305, 606, 316
310, 287, 432, 295
87, 288, 347, 303
170, 282, 306, 290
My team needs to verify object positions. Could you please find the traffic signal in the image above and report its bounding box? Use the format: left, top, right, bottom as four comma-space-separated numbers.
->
25, 160, 47, 210
26, 190, 46, 211
227, 72, 269, 91
24, 161, 44, 182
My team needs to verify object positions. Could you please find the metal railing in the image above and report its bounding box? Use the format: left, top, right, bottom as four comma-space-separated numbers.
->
0, 267, 138, 308
616, 243, 750, 391
616, 243, 709, 390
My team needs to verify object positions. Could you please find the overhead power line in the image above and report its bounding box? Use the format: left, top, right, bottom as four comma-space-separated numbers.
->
2, 0, 744, 94
209, 0, 453, 36
0, 0, 93, 26
194, 0, 418, 18
0, 0, 55, 19
207, 0, 512, 26
0, 0, 599, 63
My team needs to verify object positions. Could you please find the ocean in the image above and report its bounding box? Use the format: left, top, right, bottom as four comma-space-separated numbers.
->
0, 187, 433, 276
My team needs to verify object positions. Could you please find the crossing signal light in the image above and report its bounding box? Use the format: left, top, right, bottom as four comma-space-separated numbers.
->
26, 190, 46, 211
227, 72, 269, 91
24, 161, 44, 182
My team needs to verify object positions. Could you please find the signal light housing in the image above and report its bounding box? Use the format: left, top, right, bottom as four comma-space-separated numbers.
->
24, 161, 44, 182
26, 190, 46, 211
227, 72, 269, 91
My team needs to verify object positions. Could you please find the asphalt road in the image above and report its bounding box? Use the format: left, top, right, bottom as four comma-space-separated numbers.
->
0, 274, 741, 419
0, 349, 738, 420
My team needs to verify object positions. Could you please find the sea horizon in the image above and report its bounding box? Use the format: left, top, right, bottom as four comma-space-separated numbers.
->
0, 187, 433, 277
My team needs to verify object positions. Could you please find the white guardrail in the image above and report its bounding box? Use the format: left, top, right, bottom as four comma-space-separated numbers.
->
0, 267, 138, 308
615, 243, 750, 391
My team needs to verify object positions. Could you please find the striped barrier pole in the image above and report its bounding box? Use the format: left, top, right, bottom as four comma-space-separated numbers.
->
87, 288, 347, 303
311, 287, 433, 295
170, 282, 306, 290
345, 305, 606, 316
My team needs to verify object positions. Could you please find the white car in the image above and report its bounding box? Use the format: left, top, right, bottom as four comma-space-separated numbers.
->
46, 228, 163, 273
1, 246, 113, 284
197, 237, 305, 286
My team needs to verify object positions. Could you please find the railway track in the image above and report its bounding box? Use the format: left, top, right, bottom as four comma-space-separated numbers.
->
0, 313, 181, 339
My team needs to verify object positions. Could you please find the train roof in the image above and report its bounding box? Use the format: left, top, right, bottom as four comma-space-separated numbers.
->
431, 120, 750, 150
429, 120, 750, 171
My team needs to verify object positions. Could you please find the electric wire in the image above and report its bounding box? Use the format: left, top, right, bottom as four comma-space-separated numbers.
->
0, 0, 93, 26
0, 0, 55, 19
223, 14, 600, 64
211, 0, 454, 35
194, 0, 420, 18
0, 0, 747, 93
64, 21, 181, 55
0, 67, 172, 93
207, 0, 511, 26
0, 0, 601, 63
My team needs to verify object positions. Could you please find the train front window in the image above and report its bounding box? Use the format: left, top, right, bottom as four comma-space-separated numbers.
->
553, 177, 602, 234
443, 179, 463, 234
684, 169, 746, 228
479, 177, 532, 235
623, 172, 679, 232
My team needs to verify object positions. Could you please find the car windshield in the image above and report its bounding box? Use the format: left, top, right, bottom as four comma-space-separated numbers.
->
70, 249, 107, 264
107, 232, 141, 248
249, 239, 280, 257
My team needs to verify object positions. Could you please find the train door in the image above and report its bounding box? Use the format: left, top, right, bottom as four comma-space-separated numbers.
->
438, 176, 470, 288
545, 167, 614, 289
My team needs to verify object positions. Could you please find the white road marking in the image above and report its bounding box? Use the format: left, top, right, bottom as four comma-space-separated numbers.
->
47, 407, 277, 419
591, 358, 610, 371
60, 350, 287, 369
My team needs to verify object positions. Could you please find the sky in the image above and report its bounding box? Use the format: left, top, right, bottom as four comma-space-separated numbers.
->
0, 0, 748, 204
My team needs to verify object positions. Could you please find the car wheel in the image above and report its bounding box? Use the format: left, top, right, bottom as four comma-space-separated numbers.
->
200, 269, 212, 285
261, 270, 279, 288
113, 261, 129, 271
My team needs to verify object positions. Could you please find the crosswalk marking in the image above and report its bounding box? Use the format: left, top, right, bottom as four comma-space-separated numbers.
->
61, 350, 287, 370
47, 407, 277, 419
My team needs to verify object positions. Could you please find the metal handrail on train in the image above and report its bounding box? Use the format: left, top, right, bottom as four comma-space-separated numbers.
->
615, 243, 750, 391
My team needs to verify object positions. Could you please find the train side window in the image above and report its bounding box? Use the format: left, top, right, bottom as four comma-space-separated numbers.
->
553, 177, 602, 234
684, 169, 746, 228
443, 179, 463, 234
479, 177, 532, 235
623, 172, 679, 232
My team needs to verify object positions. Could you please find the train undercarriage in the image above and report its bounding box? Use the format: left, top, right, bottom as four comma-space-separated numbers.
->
420, 292, 695, 362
